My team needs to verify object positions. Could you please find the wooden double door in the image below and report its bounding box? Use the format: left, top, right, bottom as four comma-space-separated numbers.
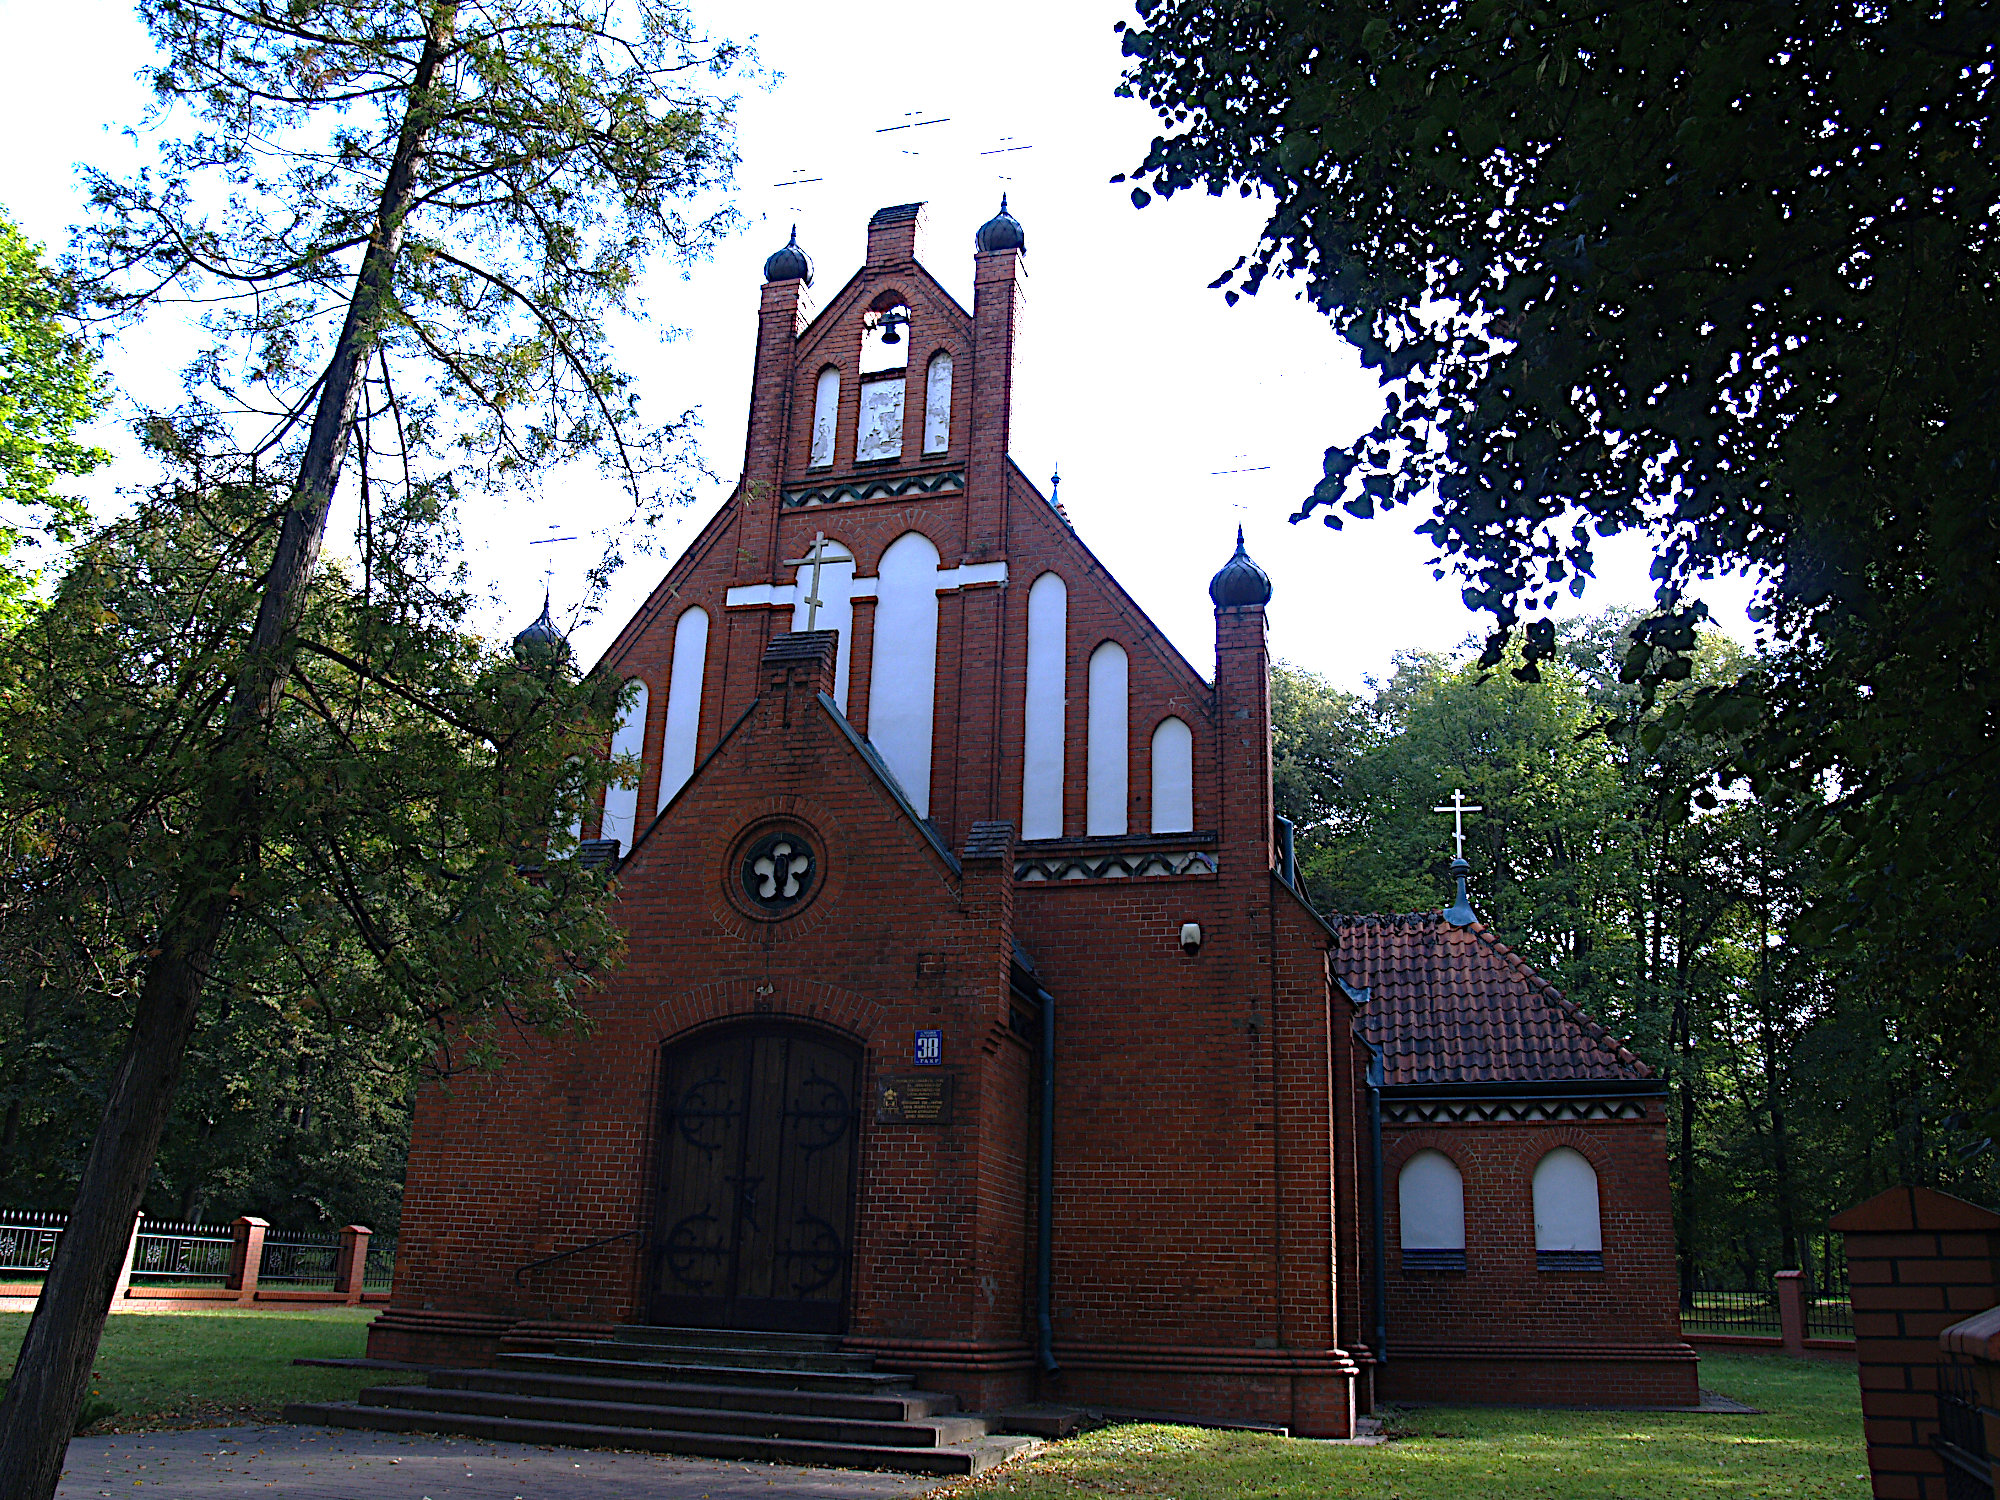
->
647, 1024, 862, 1332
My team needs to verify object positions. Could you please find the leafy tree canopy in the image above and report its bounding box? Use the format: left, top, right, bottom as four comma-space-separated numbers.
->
0, 213, 106, 626
1118, 0, 2000, 1052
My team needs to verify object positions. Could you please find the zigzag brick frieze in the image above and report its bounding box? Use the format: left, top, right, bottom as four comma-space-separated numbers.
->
783, 469, 964, 508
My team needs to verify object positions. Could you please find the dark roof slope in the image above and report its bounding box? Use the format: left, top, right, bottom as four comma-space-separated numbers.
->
1340, 914, 1652, 1089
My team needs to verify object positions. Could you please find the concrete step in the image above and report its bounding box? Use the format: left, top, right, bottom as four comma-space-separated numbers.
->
358, 1385, 991, 1447
495, 1351, 911, 1392
612, 1325, 847, 1354
430, 1366, 957, 1421
283, 1401, 1040, 1476
525, 1337, 878, 1374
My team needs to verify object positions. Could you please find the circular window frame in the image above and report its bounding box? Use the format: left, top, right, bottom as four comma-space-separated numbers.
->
728, 822, 823, 922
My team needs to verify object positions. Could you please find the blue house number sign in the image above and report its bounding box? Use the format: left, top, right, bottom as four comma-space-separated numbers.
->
914, 1029, 943, 1067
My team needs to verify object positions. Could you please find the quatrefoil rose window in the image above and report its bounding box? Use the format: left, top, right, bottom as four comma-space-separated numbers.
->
740, 829, 817, 915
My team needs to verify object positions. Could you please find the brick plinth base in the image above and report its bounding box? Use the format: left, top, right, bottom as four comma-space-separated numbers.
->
1375, 1343, 1701, 1407
1038, 1348, 1362, 1437
365, 1308, 518, 1367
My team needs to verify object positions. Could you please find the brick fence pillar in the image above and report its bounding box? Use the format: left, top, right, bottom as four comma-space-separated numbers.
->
226, 1216, 269, 1307
1777, 1268, 1808, 1356
1833, 1186, 2000, 1500
334, 1225, 372, 1305
1939, 1306, 2000, 1500
108, 1212, 144, 1308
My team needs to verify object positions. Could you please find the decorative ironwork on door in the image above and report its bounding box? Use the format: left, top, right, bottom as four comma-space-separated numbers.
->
648, 1024, 861, 1332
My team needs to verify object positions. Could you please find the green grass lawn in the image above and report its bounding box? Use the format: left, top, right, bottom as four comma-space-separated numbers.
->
1, 1314, 1866, 1497
0, 1307, 420, 1433
937, 1354, 1867, 1500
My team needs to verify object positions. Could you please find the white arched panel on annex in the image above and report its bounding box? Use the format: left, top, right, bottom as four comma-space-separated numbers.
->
600, 678, 650, 853
1150, 716, 1194, 834
923, 351, 952, 455
1021, 572, 1067, 840
789, 538, 857, 710
809, 367, 839, 469
1532, 1147, 1603, 1252
1398, 1149, 1467, 1250
1086, 642, 1129, 836
868, 531, 941, 817
656, 606, 708, 811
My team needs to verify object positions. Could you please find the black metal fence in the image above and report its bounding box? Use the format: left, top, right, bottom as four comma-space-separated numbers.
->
130, 1219, 235, 1285
363, 1236, 397, 1292
256, 1227, 343, 1289
0, 1210, 64, 1277
1, 1208, 394, 1297
1682, 1282, 1782, 1337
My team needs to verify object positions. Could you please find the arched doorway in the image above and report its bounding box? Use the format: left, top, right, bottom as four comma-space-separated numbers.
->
647, 1022, 862, 1332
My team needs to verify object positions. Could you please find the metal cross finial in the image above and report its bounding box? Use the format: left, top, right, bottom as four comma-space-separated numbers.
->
1431, 788, 1484, 860
782, 531, 839, 631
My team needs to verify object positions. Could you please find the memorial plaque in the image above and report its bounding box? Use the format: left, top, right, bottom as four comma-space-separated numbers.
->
875, 1073, 955, 1125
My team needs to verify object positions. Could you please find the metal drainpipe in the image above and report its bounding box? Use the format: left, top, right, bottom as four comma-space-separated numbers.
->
1037, 984, 1058, 1374
1365, 1039, 1389, 1366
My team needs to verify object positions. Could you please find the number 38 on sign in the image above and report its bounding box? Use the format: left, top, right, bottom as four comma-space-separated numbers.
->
914, 1029, 942, 1066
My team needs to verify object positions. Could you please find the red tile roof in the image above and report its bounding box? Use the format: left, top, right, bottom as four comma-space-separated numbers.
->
1338, 914, 1652, 1087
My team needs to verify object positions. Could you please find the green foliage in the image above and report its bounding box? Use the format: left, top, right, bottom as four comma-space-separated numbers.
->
1119, 0, 2000, 1084
0, 213, 106, 627
1272, 615, 1998, 1287
80, 0, 742, 514
934, 1354, 1867, 1498
0, 475, 630, 1225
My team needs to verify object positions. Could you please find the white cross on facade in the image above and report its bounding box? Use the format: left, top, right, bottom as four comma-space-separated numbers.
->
1431, 788, 1484, 860
782, 531, 839, 631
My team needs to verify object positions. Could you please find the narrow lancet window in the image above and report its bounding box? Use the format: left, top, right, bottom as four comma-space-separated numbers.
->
923, 352, 952, 455
601, 678, 650, 853
868, 531, 941, 815
1150, 717, 1194, 833
1086, 642, 1129, 836
1021, 572, 1067, 839
810, 367, 838, 468
657, 607, 708, 811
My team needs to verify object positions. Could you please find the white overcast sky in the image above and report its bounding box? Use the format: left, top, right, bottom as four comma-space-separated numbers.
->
0, 0, 1754, 689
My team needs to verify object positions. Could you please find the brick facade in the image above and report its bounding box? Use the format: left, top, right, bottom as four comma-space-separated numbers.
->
372, 203, 1691, 1431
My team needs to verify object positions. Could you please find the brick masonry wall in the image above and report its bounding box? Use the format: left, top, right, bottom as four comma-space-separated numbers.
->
1374, 1106, 1696, 1406
1833, 1185, 2000, 1500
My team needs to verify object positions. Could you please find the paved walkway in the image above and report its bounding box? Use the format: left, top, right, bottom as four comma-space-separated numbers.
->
57, 1425, 941, 1499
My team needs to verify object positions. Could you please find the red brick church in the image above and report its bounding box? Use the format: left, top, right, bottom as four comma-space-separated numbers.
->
356, 203, 1697, 1442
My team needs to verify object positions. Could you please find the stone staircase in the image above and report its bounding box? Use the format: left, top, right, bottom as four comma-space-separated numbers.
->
285, 1325, 1040, 1476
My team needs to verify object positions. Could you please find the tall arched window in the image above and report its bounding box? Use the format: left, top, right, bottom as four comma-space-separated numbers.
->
657, 607, 708, 811
788, 538, 857, 709
868, 531, 940, 816
1086, 642, 1128, 836
1149, 717, 1193, 834
1533, 1147, 1604, 1271
600, 679, 650, 853
923, 351, 952, 454
809, 367, 839, 468
1021, 572, 1066, 839
1398, 1149, 1467, 1272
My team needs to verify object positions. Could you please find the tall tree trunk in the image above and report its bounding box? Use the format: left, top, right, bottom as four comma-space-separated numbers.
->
0, 17, 452, 1495
1757, 843, 1799, 1269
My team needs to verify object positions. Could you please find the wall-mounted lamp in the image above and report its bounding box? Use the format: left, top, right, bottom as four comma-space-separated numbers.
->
1180, 922, 1203, 957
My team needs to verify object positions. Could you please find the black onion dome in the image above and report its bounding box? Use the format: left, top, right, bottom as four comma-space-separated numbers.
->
762, 225, 813, 285
512, 595, 570, 667
1208, 526, 1273, 608
975, 194, 1025, 253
